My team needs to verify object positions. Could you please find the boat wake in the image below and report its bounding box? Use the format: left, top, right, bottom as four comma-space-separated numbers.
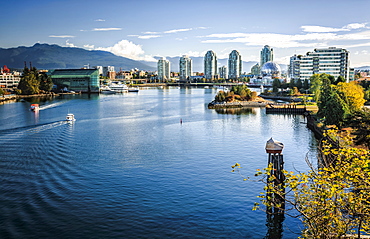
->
39, 101, 67, 111
0, 121, 67, 137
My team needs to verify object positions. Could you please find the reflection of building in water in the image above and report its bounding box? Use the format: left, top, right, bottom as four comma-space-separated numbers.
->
215, 108, 256, 115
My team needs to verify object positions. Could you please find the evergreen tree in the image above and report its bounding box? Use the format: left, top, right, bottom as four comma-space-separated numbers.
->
39, 72, 53, 92
18, 67, 40, 95
303, 78, 309, 91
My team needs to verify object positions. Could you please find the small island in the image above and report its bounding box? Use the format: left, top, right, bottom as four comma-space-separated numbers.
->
208, 85, 272, 109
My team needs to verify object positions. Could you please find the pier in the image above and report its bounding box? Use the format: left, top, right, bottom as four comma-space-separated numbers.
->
265, 104, 307, 114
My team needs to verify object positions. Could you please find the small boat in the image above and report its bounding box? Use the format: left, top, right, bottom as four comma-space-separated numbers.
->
30, 104, 39, 111
66, 113, 76, 123
100, 86, 117, 94
109, 83, 128, 93
128, 87, 139, 92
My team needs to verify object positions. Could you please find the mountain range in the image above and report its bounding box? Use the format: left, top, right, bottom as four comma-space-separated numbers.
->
0, 43, 155, 71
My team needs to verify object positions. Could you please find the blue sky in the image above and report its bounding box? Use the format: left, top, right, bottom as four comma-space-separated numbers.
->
2, 0, 370, 67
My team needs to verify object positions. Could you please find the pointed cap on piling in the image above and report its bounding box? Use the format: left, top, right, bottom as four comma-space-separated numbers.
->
265, 138, 284, 154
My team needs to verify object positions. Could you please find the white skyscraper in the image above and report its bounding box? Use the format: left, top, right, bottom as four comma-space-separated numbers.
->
228, 50, 242, 80
297, 47, 350, 81
260, 45, 274, 68
204, 50, 217, 80
179, 55, 192, 81
157, 57, 170, 81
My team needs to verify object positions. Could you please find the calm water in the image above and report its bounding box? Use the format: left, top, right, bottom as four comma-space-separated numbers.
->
0, 88, 317, 239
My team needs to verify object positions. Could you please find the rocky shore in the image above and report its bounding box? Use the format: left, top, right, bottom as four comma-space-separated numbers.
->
208, 97, 273, 109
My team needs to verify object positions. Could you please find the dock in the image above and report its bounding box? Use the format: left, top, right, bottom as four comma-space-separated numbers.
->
265, 104, 307, 114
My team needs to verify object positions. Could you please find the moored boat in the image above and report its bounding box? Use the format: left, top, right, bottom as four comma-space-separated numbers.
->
128, 87, 139, 92
108, 83, 128, 92
100, 86, 117, 94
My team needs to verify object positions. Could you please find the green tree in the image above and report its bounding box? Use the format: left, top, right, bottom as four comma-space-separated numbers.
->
303, 78, 310, 91
39, 72, 53, 92
17, 67, 40, 95
295, 79, 302, 90
310, 73, 332, 102
0, 88, 4, 95
344, 109, 370, 148
214, 90, 226, 102
272, 79, 281, 93
323, 90, 350, 126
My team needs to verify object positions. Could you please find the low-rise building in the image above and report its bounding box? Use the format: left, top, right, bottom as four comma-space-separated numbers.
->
50, 69, 100, 92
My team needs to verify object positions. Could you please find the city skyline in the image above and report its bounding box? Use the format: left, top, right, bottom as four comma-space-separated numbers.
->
2, 0, 370, 67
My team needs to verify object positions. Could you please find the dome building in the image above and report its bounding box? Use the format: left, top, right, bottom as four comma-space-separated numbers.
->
261, 61, 281, 78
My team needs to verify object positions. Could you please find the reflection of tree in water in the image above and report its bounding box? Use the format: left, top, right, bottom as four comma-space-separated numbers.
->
215, 107, 256, 115
264, 213, 285, 239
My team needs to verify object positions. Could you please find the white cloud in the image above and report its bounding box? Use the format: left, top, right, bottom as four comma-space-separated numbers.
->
301, 26, 346, 33
83, 44, 95, 49
301, 23, 368, 33
200, 26, 370, 49
96, 40, 156, 61
344, 23, 367, 30
143, 31, 160, 34
49, 35, 75, 38
164, 28, 192, 34
179, 51, 207, 57
92, 28, 122, 31
95, 19, 105, 22
65, 40, 77, 47
138, 35, 161, 39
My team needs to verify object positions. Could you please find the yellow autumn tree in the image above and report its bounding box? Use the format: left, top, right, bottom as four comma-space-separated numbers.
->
251, 129, 370, 238
335, 82, 365, 113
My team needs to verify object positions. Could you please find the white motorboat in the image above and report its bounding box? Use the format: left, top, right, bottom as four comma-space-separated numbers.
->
108, 83, 128, 92
100, 86, 117, 94
66, 113, 76, 123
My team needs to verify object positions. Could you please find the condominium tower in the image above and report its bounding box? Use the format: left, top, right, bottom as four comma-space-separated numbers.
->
204, 50, 217, 80
296, 47, 350, 81
157, 57, 170, 81
219, 66, 227, 79
228, 50, 242, 80
179, 55, 192, 81
260, 45, 273, 68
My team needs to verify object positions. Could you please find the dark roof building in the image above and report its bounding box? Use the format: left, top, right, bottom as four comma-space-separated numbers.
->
51, 69, 100, 92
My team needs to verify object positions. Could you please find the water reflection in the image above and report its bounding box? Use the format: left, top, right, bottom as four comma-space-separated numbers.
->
215, 107, 256, 115
265, 213, 285, 239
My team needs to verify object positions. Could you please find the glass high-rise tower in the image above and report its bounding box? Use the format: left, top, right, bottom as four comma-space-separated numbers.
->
179, 55, 192, 81
157, 57, 170, 81
228, 50, 242, 80
204, 50, 217, 80
260, 45, 274, 68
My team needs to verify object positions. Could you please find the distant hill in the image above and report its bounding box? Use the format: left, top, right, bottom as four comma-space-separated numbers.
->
142, 57, 287, 73
0, 43, 155, 71
355, 66, 370, 71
